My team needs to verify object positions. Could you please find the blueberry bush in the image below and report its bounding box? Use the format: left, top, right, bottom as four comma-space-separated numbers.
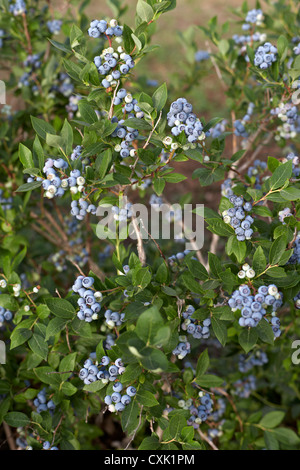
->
0, 0, 300, 451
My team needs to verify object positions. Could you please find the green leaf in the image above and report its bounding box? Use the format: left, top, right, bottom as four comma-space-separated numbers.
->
260, 411, 285, 429
19, 144, 34, 169
59, 352, 77, 381
45, 298, 75, 319
121, 400, 140, 434
61, 119, 73, 154
264, 430, 280, 450
195, 374, 224, 388
28, 334, 48, 360
31, 116, 56, 140
277, 35, 288, 61
83, 381, 106, 392
45, 317, 68, 340
136, 389, 159, 407
163, 173, 187, 183
272, 428, 300, 446
253, 246, 267, 274
239, 328, 258, 353
140, 347, 168, 372
211, 316, 227, 346
266, 161, 293, 191
0, 294, 19, 311
49, 39, 72, 54
16, 181, 42, 192
269, 236, 287, 265
196, 349, 210, 378
153, 178, 165, 196
135, 306, 164, 344
136, 0, 154, 22
152, 82, 167, 112
4, 412, 30, 428
138, 435, 160, 450
281, 187, 300, 201
122, 117, 152, 130
78, 100, 98, 124
226, 236, 247, 263
168, 414, 187, 439
10, 328, 33, 349
256, 319, 274, 345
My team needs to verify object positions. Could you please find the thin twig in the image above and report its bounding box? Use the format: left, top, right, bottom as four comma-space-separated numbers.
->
3, 423, 17, 450
198, 429, 219, 450
124, 405, 144, 450
131, 215, 146, 266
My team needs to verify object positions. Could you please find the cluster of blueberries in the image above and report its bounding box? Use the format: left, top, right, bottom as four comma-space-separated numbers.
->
228, 284, 283, 336
27, 157, 77, 197
247, 159, 267, 188
103, 334, 115, 350
168, 249, 191, 266
233, 32, 266, 46
238, 350, 268, 373
19, 53, 41, 93
30, 155, 97, 221
293, 42, 300, 55
111, 91, 145, 159
232, 9, 265, 47
284, 152, 300, 177
72, 275, 102, 322
210, 119, 227, 139
234, 102, 254, 138
278, 207, 293, 224
42, 441, 59, 450
104, 309, 125, 329
66, 95, 82, 120
294, 292, 300, 310
178, 392, 214, 429
181, 305, 211, 340
33, 388, 56, 414
222, 195, 254, 241
88, 19, 135, 90
71, 145, 83, 161
0, 189, 13, 211
172, 336, 191, 360
233, 375, 256, 398
243, 9, 264, 28
51, 73, 74, 98
237, 263, 255, 280
46, 19, 62, 35
79, 355, 126, 387
70, 199, 97, 221
194, 50, 210, 62
88, 18, 123, 39
289, 233, 300, 265
111, 202, 133, 221
49, 237, 89, 273
9, 0, 26, 15
104, 384, 137, 413
99, 245, 113, 265
254, 42, 277, 69
221, 178, 235, 199
94, 50, 135, 90
0, 306, 13, 326
210, 396, 226, 422
167, 98, 206, 143
0, 30, 4, 49
271, 103, 299, 141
